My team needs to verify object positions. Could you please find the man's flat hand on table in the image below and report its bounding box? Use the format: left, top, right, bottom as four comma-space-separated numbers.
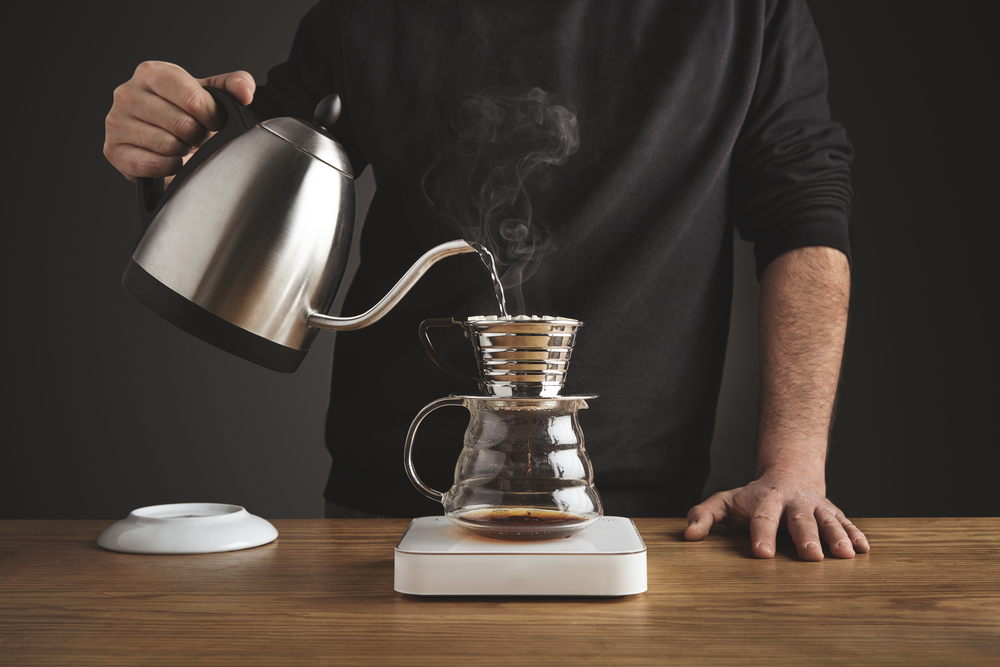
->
684, 474, 870, 561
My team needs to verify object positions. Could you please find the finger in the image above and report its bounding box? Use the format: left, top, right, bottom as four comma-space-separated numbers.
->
200, 70, 256, 106
684, 494, 727, 541
106, 143, 185, 181
785, 503, 824, 562
108, 111, 193, 159
748, 492, 783, 559
117, 80, 214, 148
816, 507, 855, 559
133, 61, 224, 132
840, 516, 871, 554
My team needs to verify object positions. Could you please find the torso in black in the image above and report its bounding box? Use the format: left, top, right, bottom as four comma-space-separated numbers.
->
251, 0, 853, 517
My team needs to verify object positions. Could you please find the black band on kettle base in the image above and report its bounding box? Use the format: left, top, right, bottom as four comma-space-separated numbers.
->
123, 259, 307, 373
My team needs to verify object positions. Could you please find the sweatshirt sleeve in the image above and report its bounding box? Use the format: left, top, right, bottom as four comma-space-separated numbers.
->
249, 0, 369, 174
730, 0, 853, 279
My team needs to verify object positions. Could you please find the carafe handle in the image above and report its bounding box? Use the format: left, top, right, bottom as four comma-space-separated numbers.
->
403, 396, 466, 503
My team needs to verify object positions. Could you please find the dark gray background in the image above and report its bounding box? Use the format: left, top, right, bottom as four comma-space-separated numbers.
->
3, 2, 995, 519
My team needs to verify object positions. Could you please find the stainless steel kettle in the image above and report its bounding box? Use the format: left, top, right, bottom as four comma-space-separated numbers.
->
123, 87, 474, 372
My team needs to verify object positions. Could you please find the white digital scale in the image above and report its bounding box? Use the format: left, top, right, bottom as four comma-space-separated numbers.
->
394, 516, 647, 596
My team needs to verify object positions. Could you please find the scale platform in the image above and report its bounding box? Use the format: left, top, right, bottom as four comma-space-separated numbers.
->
394, 516, 646, 596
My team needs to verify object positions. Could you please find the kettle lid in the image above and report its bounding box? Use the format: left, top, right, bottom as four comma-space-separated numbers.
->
259, 117, 354, 179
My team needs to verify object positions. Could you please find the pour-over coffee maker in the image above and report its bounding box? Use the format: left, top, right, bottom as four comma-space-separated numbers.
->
394, 315, 647, 595
406, 316, 602, 540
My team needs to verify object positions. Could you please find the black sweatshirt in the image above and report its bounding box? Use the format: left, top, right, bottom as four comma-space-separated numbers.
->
251, 0, 852, 517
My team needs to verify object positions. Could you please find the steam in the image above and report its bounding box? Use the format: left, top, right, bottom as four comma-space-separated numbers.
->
422, 87, 580, 314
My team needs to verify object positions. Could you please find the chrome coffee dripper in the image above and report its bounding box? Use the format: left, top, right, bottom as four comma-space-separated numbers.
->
405, 316, 603, 540
419, 316, 582, 397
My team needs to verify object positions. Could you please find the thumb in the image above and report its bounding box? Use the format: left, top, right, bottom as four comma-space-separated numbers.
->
684, 494, 726, 542
198, 70, 256, 107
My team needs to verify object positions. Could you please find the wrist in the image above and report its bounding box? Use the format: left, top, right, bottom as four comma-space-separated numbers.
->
754, 466, 826, 494
754, 439, 827, 493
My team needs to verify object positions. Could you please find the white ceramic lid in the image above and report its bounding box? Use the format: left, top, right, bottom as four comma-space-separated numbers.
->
97, 503, 278, 555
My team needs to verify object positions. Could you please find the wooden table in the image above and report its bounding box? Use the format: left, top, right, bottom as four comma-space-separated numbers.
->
1, 518, 997, 665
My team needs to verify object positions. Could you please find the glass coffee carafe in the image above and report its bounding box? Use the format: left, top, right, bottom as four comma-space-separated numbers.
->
406, 316, 603, 540
404, 394, 602, 540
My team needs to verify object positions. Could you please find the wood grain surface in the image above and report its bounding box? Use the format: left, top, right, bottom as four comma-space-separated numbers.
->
1, 518, 997, 665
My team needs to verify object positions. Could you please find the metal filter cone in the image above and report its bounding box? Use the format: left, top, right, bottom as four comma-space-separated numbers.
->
459, 317, 582, 398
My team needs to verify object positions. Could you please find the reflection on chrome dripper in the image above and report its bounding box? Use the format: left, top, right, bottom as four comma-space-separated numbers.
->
461, 316, 583, 397
420, 315, 583, 397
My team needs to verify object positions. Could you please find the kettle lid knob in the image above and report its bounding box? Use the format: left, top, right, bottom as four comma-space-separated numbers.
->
314, 94, 342, 130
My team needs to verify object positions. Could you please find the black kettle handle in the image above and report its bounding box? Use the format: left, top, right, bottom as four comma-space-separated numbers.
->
137, 86, 258, 231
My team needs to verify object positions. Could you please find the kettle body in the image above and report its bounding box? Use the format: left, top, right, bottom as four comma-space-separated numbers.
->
124, 88, 474, 372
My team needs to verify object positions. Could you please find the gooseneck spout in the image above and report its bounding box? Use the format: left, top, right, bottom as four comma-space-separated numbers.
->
307, 239, 477, 331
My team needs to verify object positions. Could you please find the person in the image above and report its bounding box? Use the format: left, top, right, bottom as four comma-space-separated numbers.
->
104, 0, 870, 561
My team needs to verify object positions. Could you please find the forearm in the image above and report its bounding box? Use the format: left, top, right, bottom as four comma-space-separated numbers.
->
686, 245, 865, 559
755, 245, 850, 492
